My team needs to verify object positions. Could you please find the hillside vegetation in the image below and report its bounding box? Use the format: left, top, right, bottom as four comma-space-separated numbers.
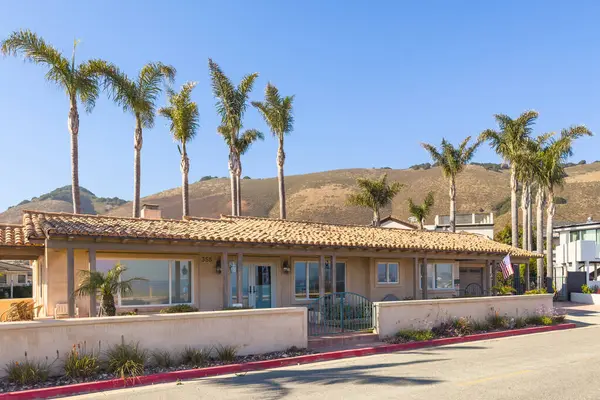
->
2, 163, 599, 229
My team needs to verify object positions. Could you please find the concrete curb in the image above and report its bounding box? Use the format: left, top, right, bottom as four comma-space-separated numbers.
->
0, 323, 576, 399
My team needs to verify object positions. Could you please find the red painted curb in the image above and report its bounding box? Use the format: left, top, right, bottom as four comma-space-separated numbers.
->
0, 323, 576, 400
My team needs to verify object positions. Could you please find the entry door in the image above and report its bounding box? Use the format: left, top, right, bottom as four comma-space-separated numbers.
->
231, 264, 274, 308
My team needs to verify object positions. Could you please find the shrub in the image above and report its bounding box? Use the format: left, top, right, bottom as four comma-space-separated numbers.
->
106, 341, 146, 379
118, 310, 138, 316
215, 345, 238, 363
514, 317, 527, 329
470, 319, 491, 332
64, 344, 99, 379
1, 300, 42, 321
525, 314, 553, 326
525, 288, 547, 295
395, 329, 435, 342
5, 359, 51, 384
181, 347, 211, 367
487, 312, 509, 329
580, 284, 600, 294
160, 305, 199, 314
451, 318, 474, 336
150, 350, 176, 368
492, 285, 516, 296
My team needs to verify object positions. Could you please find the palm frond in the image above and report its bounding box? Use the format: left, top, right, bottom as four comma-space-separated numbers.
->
1, 29, 72, 93
237, 129, 264, 155
252, 83, 295, 140
159, 81, 200, 145
208, 58, 236, 125
347, 174, 403, 211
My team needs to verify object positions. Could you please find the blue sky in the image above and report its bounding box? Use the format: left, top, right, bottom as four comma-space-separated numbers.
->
1, 1, 599, 211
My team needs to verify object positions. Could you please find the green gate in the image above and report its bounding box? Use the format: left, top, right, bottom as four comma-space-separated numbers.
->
307, 292, 374, 336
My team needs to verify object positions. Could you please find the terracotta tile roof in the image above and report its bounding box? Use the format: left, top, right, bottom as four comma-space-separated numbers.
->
0, 224, 37, 247
21, 211, 539, 258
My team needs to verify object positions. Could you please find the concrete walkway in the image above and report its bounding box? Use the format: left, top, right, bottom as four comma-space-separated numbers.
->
561, 301, 600, 326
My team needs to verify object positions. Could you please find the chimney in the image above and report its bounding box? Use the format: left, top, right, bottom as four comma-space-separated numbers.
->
141, 204, 161, 219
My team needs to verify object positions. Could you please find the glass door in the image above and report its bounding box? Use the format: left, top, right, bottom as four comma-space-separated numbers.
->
231, 264, 273, 308
254, 265, 272, 309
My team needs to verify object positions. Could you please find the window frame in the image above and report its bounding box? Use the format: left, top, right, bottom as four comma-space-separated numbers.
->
293, 259, 348, 300
97, 258, 194, 308
0, 274, 6, 284
17, 275, 26, 284
377, 262, 400, 284
420, 262, 456, 290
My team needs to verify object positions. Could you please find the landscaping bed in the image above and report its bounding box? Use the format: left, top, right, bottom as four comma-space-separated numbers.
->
0, 345, 316, 394
385, 307, 567, 344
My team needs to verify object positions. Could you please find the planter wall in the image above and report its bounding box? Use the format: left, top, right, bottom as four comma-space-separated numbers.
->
570, 292, 600, 305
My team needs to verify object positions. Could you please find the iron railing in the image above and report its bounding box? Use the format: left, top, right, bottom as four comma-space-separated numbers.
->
307, 292, 374, 336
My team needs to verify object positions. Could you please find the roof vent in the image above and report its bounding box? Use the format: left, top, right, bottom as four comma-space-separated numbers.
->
141, 204, 161, 220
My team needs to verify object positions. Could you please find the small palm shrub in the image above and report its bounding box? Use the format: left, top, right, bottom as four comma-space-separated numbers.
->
395, 329, 435, 342
64, 344, 99, 379
181, 347, 211, 367
106, 341, 146, 379
215, 345, 238, 363
150, 350, 176, 368
160, 305, 199, 314
5, 359, 51, 384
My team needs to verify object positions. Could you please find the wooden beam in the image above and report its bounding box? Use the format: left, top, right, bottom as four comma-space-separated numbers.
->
67, 247, 75, 317
237, 253, 243, 304
89, 249, 97, 317
319, 255, 325, 298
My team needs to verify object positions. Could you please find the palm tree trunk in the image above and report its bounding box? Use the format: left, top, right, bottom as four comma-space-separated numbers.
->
449, 177, 456, 233
236, 157, 242, 216
277, 137, 286, 219
102, 293, 116, 317
546, 188, 555, 290
510, 165, 519, 247
521, 183, 528, 250
133, 115, 143, 218
373, 207, 380, 227
228, 152, 237, 216
536, 188, 545, 288
68, 96, 81, 214
526, 185, 533, 251
181, 141, 190, 218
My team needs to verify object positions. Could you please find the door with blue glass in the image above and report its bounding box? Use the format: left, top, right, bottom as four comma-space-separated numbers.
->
231, 264, 273, 308
253, 265, 272, 309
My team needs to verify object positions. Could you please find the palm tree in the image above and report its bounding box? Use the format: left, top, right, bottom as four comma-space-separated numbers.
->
347, 174, 403, 227
158, 82, 200, 217
421, 137, 481, 232
480, 111, 538, 247
252, 83, 295, 219
208, 59, 263, 216
96, 63, 176, 217
73, 263, 146, 316
1, 30, 111, 214
407, 192, 435, 229
538, 126, 592, 289
514, 138, 540, 251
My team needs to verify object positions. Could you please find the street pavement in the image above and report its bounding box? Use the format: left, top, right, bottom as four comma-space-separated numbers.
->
67, 318, 600, 400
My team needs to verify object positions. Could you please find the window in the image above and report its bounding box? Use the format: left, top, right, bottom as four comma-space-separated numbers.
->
0, 275, 6, 284
17, 275, 26, 284
97, 259, 192, 307
323, 261, 346, 294
570, 231, 583, 242
377, 262, 399, 284
294, 261, 320, 300
421, 263, 454, 289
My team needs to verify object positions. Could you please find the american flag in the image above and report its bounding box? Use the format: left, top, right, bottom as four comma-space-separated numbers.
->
499, 254, 514, 279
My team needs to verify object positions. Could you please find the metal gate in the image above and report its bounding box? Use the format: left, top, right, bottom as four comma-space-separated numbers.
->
307, 292, 374, 336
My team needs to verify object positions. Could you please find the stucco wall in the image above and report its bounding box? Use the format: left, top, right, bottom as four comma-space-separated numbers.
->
0, 307, 307, 377
374, 294, 554, 338
369, 258, 415, 301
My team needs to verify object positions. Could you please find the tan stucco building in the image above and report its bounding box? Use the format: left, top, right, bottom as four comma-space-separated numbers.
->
0, 208, 537, 318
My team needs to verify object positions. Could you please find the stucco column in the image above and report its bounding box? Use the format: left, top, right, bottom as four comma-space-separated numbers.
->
319, 255, 326, 298
413, 257, 419, 299
221, 252, 229, 308
585, 261, 590, 285
237, 253, 243, 304
67, 247, 75, 318
487, 260, 493, 295
331, 254, 337, 293
422, 257, 428, 300
88, 249, 97, 317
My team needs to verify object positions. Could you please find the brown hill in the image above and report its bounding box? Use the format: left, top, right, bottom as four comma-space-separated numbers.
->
3, 164, 599, 229
105, 163, 600, 229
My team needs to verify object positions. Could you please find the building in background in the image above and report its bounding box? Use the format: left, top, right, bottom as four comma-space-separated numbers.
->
381, 212, 495, 239
553, 218, 600, 285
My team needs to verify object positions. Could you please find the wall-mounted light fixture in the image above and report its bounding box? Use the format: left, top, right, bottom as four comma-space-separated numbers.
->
282, 260, 291, 274
215, 260, 222, 274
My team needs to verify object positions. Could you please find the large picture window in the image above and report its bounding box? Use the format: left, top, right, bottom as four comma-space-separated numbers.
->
377, 262, 399, 284
295, 260, 346, 300
97, 259, 192, 307
422, 263, 454, 289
